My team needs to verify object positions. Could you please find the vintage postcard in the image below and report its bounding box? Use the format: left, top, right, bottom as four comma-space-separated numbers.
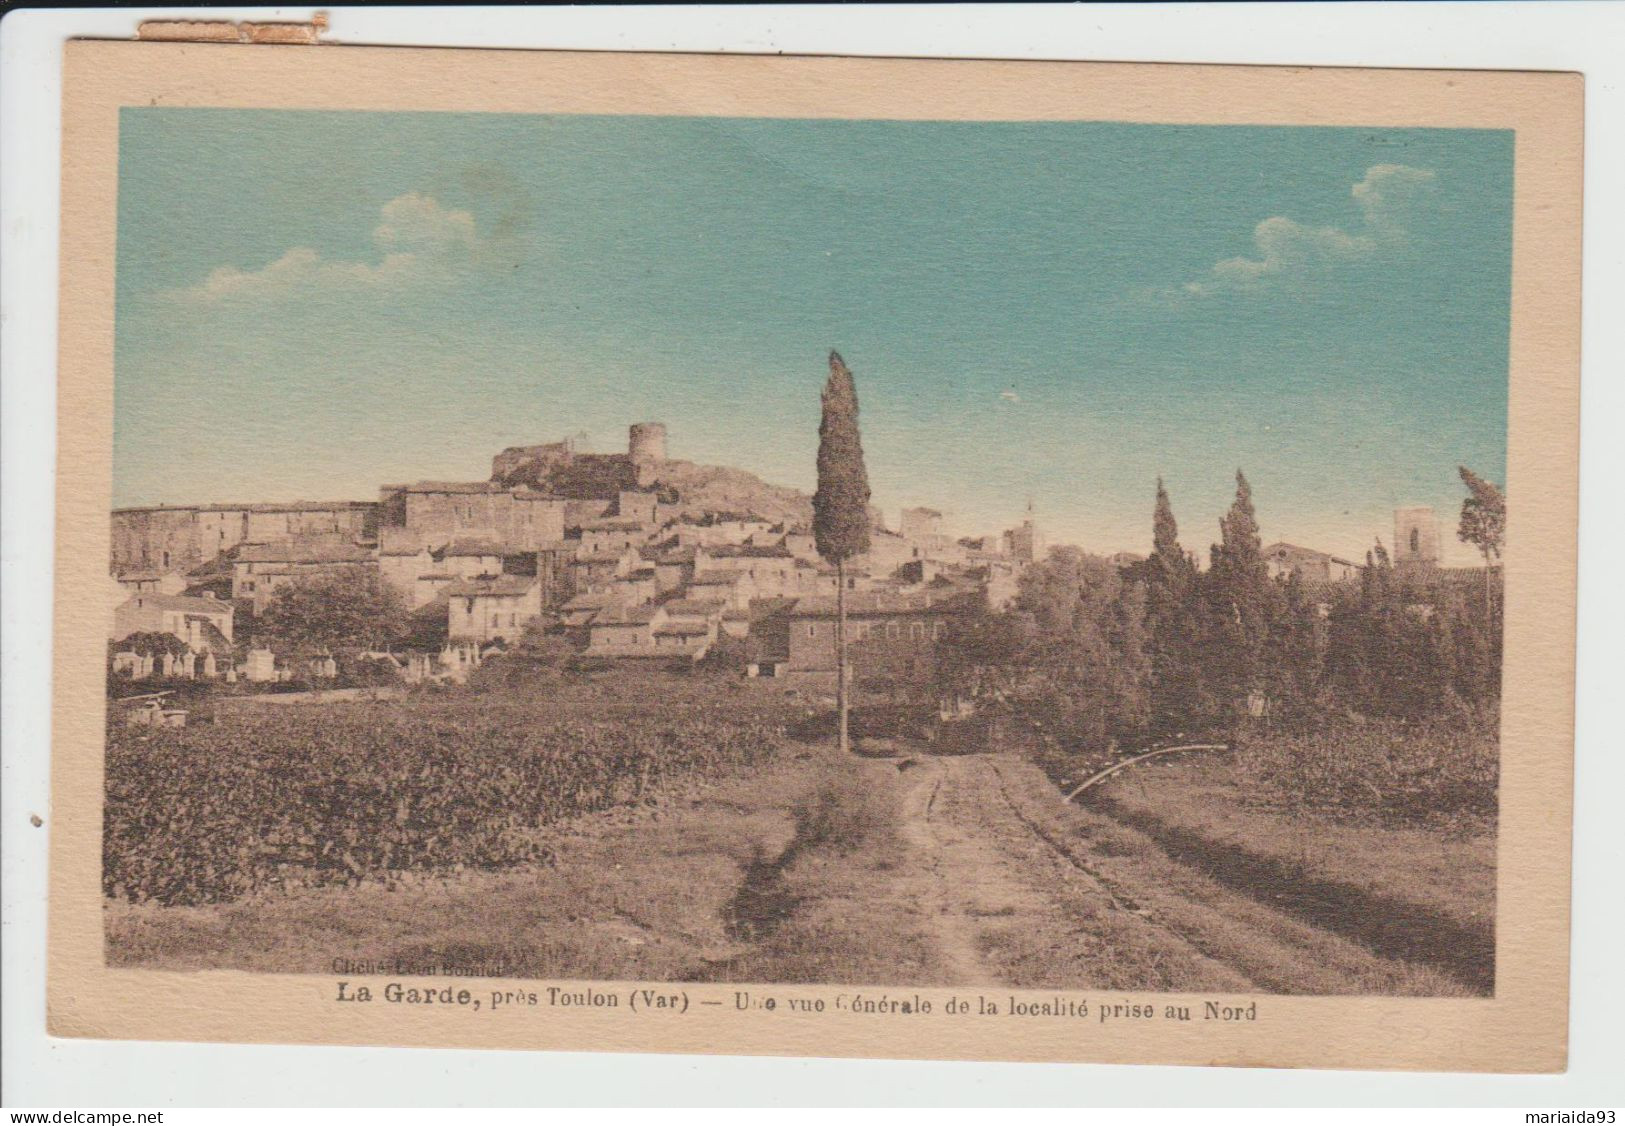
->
50, 41, 1580, 1071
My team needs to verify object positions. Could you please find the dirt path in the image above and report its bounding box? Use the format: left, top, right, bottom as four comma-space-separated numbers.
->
877, 749, 1478, 996
883, 752, 1245, 992
891, 759, 1009, 986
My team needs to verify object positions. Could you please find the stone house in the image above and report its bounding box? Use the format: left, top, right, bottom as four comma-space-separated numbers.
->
577, 517, 652, 558
558, 590, 621, 630
378, 544, 445, 607
510, 491, 572, 550
779, 590, 978, 691
661, 597, 726, 621
669, 518, 776, 549
376, 481, 567, 552
436, 538, 506, 579
693, 545, 838, 599
740, 527, 820, 563
659, 598, 727, 637
1263, 542, 1360, 584
687, 569, 756, 610
582, 597, 721, 662
235, 503, 377, 549
647, 544, 698, 594
607, 568, 660, 607
650, 619, 714, 658
231, 540, 377, 613
445, 575, 544, 644
856, 528, 920, 578
110, 500, 377, 576
574, 546, 644, 595
378, 537, 511, 607
112, 592, 234, 653
584, 603, 665, 657
1393, 507, 1441, 570
899, 506, 944, 543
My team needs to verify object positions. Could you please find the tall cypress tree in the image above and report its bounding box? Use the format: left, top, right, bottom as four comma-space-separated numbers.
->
1146, 478, 1199, 730
813, 351, 872, 754
1152, 478, 1182, 568
1207, 470, 1272, 715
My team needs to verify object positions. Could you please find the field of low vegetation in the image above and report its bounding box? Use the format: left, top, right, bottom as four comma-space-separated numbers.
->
104, 675, 800, 906
1231, 709, 1498, 833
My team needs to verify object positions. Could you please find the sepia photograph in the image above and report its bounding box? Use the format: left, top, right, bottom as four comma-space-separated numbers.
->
43, 42, 1581, 1072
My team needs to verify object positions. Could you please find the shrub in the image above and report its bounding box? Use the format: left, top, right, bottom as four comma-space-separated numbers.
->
789, 771, 896, 856
339, 655, 403, 689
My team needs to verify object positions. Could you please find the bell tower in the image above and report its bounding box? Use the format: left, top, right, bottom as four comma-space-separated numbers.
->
1393, 506, 1440, 568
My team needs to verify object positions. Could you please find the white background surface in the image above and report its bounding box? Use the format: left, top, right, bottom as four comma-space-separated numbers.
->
3, 3, 1622, 1108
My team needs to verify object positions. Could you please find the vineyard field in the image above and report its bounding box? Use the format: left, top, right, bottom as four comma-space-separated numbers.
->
104, 688, 798, 906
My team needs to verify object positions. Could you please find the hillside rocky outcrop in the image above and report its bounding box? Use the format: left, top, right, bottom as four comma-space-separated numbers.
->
491, 443, 816, 527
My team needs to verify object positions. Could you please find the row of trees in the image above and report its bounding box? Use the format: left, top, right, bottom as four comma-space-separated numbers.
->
940, 468, 1505, 746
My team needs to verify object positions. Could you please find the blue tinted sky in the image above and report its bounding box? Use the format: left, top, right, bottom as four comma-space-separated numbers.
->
114, 109, 1512, 564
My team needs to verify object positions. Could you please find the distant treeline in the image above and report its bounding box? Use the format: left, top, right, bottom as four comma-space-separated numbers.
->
938, 469, 1504, 748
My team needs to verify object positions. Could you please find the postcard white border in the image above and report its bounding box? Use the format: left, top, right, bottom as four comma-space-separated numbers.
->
4, 2, 1623, 1108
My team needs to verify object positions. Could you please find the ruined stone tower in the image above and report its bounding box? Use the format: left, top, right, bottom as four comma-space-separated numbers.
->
628, 422, 667, 465
1393, 506, 1440, 568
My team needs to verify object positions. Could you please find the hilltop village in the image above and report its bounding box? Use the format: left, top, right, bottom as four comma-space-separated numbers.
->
107, 423, 1045, 689
106, 421, 1454, 693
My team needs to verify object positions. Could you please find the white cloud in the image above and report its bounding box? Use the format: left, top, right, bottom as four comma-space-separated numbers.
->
1000, 388, 1022, 403
1176, 164, 1437, 300
170, 192, 483, 304
372, 192, 479, 256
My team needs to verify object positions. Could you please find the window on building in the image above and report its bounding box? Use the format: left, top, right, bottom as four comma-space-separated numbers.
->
910, 622, 925, 640
806, 624, 816, 638
932, 621, 943, 640
1409, 528, 1420, 554
886, 621, 900, 639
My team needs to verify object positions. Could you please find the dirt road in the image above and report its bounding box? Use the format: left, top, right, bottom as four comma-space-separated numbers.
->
875, 752, 1249, 993
869, 750, 1482, 996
